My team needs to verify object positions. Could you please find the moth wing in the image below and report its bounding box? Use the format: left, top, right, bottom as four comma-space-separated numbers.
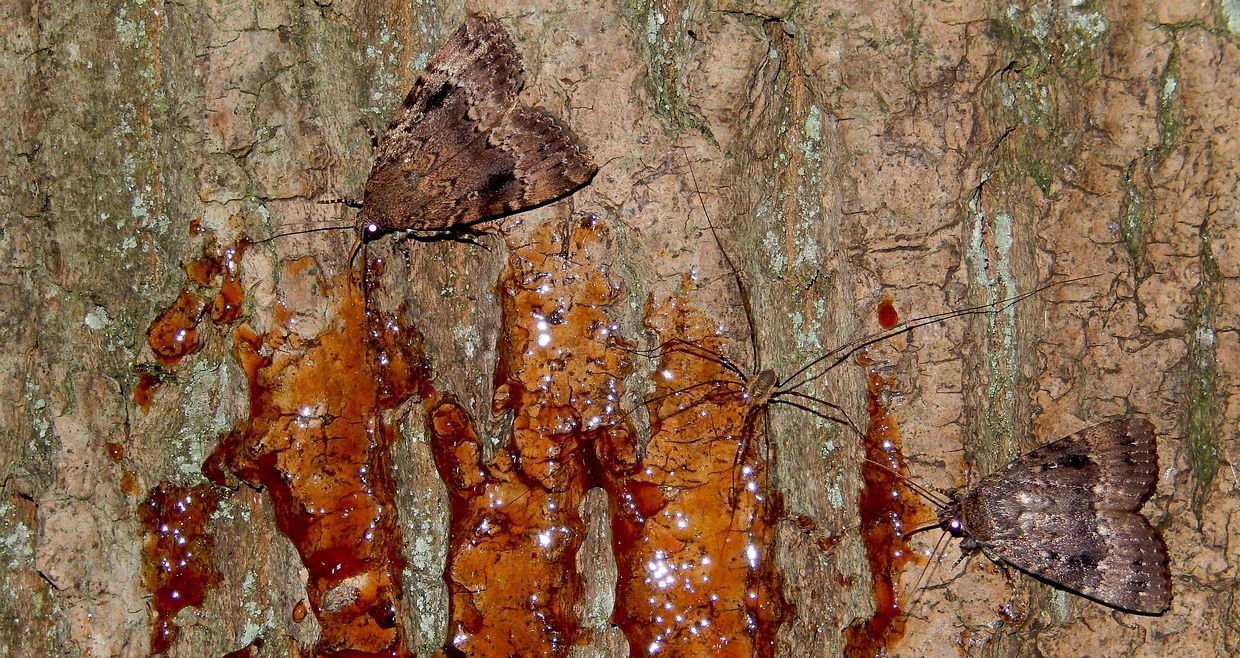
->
360, 14, 596, 232
960, 418, 1169, 613
380, 106, 596, 231
979, 418, 1158, 512
1075, 418, 1158, 510
981, 510, 1171, 614
466, 106, 596, 218
385, 13, 519, 161
360, 13, 521, 230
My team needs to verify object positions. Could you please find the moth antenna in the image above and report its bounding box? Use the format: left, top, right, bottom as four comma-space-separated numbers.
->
859, 455, 952, 509
347, 230, 365, 273
594, 154, 624, 178
247, 222, 357, 245
900, 513, 951, 539
345, 231, 366, 298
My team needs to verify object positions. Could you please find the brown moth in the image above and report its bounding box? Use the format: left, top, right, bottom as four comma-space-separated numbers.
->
358, 13, 596, 240
932, 417, 1172, 614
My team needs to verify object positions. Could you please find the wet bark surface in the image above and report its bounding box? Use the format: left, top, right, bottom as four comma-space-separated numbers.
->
1, 1, 1236, 656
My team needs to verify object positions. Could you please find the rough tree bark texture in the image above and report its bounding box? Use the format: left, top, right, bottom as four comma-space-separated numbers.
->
1, 1, 1236, 657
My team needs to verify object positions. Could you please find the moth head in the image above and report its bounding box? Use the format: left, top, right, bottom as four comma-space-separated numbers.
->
935, 499, 966, 538
358, 220, 385, 243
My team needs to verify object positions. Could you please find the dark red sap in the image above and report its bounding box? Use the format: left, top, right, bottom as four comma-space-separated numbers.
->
140, 482, 221, 654
432, 218, 635, 655
205, 266, 429, 657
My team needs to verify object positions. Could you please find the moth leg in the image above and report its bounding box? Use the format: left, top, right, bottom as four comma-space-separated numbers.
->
975, 547, 1015, 584
994, 559, 1016, 587
403, 227, 493, 249
447, 233, 490, 249
953, 538, 983, 568
446, 223, 497, 249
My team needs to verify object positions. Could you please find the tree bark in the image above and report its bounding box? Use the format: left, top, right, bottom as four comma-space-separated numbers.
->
1, 1, 1235, 656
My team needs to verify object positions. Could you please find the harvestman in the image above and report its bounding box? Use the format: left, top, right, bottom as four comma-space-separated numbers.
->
636, 155, 1096, 531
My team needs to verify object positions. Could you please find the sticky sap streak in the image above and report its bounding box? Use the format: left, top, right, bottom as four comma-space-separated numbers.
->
606, 294, 788, 658
844, 365, 930, 656
140, 482, 221, 655
205, 267, 429, 657
432, 217, 635, 655
144, 240, 245, 369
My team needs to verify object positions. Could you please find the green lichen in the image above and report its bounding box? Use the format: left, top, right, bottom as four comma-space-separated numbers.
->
993, 1, 1108, 78
991, 1, 1108, 195
18, 380, 58, 492
760, 228, 786, 277
363, 17, 405, 113
0, 502, 34, 570
1186, 228, 1221, 521
790, 310, 819, 353
965, 192, 1021, 468
742, 42, 825, 300
987, 209, 1019, 443
1156, 44, 1182, 152
824, 477, 844, 510
1223, 0, 1240, 35
1050, 589, 1070, 621
239, 568, 275, 648
113, 4, 160, 89
0, 498, 50, 652
404, 512, 448, 655
173, 359, 240, 480
791, 104, 825, 276
618, 0, 707, 134
1117, 161, 1151, 281
83, 306, 111, 331
802, 104, 823, 142
212, 494, 248, 524
111, 3, 167, 243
